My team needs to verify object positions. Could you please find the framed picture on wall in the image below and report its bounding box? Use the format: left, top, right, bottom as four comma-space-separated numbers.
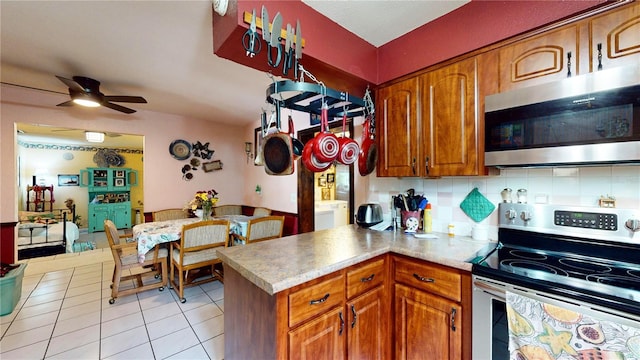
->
318, 177, 327, 187
327, 174, 335, 183
58, 174, 79, 186
114, 178, 125, 187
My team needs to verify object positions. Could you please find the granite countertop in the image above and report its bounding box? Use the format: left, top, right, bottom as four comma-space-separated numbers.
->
216, 225, 495, 295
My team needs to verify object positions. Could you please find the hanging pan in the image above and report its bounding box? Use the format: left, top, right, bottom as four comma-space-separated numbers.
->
312, 104, 339, 163
358, 116, 378, 176
263, 103, 295, 175
336, 113, 359, 165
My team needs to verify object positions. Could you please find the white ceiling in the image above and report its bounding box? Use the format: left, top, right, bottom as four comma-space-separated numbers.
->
1, 0, 466, 147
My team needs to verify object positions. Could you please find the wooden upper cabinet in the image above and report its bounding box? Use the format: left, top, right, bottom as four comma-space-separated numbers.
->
587, 1, 640, 72
498, 25, 578, 91
376, 78, 419, 177
421, 57, 479, 177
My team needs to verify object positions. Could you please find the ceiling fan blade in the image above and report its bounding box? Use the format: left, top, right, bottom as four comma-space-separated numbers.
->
56, 100, 74, 107
55, 75, 85, 93
103, 95, 147, 103
102, 101, 137, 114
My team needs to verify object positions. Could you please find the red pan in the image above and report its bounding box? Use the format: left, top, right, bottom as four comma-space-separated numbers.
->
302, 136, 332, 172
358, 117, 377, 176
336, 114, 359, 165
313, 105, 339, 163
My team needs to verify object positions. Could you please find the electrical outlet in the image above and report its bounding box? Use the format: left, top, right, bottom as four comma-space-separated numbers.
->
290, 193, 296, 203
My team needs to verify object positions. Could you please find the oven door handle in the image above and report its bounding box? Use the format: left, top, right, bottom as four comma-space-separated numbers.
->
473, 280, 506, 300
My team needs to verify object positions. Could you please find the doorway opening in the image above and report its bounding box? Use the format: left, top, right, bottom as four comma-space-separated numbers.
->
297, 119, 355, 233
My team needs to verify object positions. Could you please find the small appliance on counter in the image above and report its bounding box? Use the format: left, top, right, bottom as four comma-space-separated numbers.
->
355, 203, 383, 228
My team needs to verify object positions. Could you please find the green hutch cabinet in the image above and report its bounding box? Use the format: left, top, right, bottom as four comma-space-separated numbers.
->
80, 167, 138, 232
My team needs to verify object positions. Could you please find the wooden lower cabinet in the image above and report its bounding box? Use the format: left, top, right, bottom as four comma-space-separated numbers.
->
224, 254, 469, 360
289, 306, 346, 359
394, 283, 462, 360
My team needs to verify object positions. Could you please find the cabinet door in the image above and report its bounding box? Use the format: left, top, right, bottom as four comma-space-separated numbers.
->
289, 307, 346, 360
587, 2, 640, 72
347, 285, 389, 360
421, 58, 478, 177
89, 205, 110, 233
111, 203, 131, 229
376, 78, 420, 177
498, 25, 578, 91
394, 283, 462, 360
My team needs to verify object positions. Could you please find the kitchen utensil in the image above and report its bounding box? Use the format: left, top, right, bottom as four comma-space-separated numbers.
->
242, 8, 261, 57
294, 20, 302, 79
355, 203, 383, 228
282, 23, 294, 76
313, 104, 339, 163
460, 187, 495, 222
358, 117, 377, 176
336, 113, 359, 165
401, 211, 421, 231
262, 102, 295, 175
268, 12, 282, 67
301, 137, 332, 172
288, 115, 303, 160
261, 5, 269, 43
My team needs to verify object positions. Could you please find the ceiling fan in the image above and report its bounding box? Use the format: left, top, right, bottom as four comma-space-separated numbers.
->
56, 75, 147, 114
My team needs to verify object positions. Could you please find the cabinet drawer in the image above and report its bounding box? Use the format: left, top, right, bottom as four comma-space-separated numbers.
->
289, 275, 344, 328
394, 258, 461, 302
346, 258, 385, 299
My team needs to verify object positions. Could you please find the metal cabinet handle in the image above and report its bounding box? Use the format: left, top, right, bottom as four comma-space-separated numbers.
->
309, 293, 330, 305
412, 158, 416, 175
413, 273, 435, 283
360, 274, 375, 283
451, 308, 457, 332
339, 311, 345, 335
567, 51, 572, 77
425, 157, 429, 176
597, 43, 603, 71
351, 304, 357, 328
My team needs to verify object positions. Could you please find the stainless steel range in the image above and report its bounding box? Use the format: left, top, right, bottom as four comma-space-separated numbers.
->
471, 203, 640, 359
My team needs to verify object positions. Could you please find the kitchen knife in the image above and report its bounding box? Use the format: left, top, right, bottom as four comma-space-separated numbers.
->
268, 12, 283, 67
283, 23, 293, 75
294, 19, 302, 79
261, 5, 270, 42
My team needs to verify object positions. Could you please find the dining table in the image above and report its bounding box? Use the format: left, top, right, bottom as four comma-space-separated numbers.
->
133, 215, 259, 262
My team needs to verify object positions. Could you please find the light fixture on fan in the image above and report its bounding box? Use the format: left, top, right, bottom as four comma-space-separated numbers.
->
72, 92, 101, 107
85, 131, 105, 143
245, 142, 253, 163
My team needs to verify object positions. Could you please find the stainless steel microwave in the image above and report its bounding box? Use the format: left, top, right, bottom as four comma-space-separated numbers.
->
484, 65, 640, 167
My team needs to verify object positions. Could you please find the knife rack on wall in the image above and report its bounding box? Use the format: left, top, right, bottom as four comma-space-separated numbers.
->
243, 11, 305, 49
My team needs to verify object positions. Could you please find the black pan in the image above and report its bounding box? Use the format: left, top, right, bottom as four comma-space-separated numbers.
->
263, 103, 295, 175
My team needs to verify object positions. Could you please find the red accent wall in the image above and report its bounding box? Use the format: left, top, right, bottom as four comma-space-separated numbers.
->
1, 223, 17, 264
214, 0, 608, 87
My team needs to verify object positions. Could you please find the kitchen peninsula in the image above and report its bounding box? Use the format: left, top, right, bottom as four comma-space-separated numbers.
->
217, 225, 491, 359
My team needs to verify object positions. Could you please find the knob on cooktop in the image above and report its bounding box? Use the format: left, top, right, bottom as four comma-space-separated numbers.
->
625, 218, 640, 232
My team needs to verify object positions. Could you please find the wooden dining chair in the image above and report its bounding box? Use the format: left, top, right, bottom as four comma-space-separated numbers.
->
213, 205, 242, 216
233, 215, 285, 245
104, 219, 168, 304
252, 207, 272, 217
169, 219, 229, 303
152, 208, 190, 222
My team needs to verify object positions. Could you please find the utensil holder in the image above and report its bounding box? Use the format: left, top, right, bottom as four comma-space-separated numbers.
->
401, 210, 421, 229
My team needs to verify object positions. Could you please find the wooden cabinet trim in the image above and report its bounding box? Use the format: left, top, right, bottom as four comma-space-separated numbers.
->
346, 257, 386, 299
288, 274, 345, 328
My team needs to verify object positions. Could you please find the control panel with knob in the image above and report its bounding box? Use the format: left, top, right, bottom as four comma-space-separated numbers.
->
520, 211, 533, 222
505, 209, 517, 221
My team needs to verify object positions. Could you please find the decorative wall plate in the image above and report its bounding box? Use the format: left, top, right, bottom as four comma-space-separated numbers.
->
169, 139, 191, 160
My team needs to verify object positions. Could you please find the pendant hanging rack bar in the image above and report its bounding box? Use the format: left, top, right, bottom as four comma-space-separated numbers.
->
265, 65, 367, 118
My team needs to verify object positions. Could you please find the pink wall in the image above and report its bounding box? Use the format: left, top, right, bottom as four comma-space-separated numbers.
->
1, 84, 249, 223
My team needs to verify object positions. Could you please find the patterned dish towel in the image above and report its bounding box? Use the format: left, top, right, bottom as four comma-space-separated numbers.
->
506, 291, 640, 360
459, 187, 495, 222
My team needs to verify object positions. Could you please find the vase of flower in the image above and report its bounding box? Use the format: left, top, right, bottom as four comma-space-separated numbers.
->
187, 189, 219, 221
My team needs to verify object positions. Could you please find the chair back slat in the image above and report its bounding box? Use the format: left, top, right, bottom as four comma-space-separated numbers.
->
181, 219, 229, 251
247, 215, 285, 243
153, 208, 189, 222
213, 205, 242, 216
253, 207, 272, 217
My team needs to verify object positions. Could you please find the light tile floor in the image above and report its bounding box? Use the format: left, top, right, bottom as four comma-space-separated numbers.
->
1, 248, 225, 359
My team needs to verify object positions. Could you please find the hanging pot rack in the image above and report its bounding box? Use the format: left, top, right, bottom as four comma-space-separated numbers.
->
266, 79, 367, 118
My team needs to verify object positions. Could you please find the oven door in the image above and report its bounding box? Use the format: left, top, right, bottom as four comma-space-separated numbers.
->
473, 275, 640, 360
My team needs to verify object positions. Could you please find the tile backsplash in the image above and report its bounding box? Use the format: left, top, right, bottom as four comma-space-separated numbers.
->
366, 166, 640, 240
